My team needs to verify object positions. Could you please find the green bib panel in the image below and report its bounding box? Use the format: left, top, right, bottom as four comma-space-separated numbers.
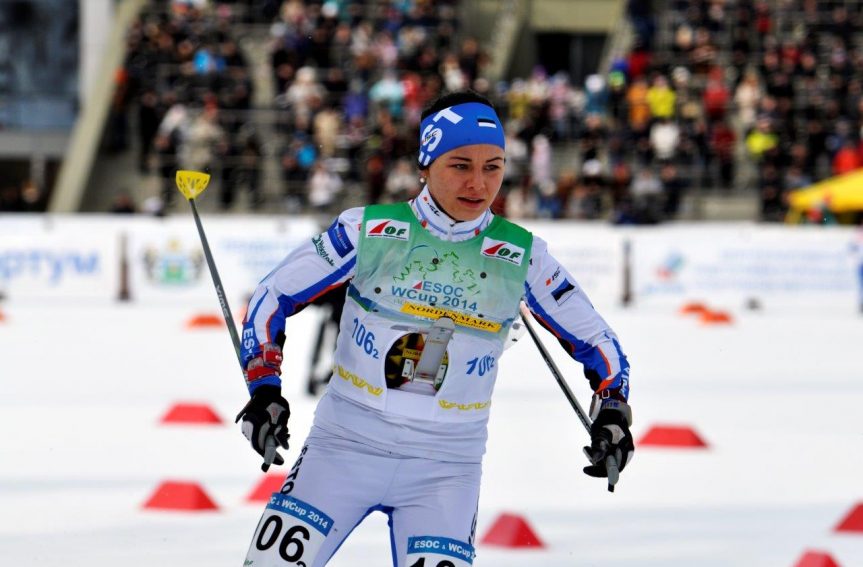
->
352, 203, 533, 339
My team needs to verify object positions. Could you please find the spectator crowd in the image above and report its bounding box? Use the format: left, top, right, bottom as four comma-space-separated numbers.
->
6, 0, 863, 226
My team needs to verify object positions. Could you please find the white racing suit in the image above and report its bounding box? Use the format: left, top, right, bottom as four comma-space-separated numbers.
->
241, 187, 630, 566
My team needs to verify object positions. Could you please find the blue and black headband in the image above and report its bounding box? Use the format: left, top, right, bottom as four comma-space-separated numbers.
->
417, 102, 506, 167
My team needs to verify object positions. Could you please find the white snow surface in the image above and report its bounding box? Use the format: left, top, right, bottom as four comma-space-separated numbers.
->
1, 299, 861, 566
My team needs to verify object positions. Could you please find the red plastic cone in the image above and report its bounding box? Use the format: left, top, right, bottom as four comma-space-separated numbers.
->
638, 425, 708, 448
185, 314, 224, 328
159, 403, 223, 425
246, 473, 286, 503
793, 550, 841, 567
679, 302, 708, 315
700, 309, 733, 324
480, 513, 545, 548
835, 503, 863, 533
143, 481, 219, 511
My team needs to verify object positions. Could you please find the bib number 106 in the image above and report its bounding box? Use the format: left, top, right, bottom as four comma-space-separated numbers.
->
245, 494, 333, 566
351, 317, 379, 358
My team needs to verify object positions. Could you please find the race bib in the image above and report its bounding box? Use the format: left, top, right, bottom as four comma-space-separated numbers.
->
245, 494, 333, 566
406, 536, 474, 567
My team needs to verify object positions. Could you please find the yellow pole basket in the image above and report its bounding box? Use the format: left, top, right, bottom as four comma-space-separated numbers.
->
175, 170, 211, 200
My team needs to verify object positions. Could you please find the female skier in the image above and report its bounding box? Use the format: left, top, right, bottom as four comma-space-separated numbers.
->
236, 90, 634, 566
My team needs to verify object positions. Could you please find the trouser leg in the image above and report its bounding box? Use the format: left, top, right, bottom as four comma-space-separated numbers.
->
244, 430, 400, 567
386, 458, 482, 567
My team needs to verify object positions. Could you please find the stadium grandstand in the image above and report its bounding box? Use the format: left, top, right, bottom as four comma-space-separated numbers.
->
2, 0, 863, 225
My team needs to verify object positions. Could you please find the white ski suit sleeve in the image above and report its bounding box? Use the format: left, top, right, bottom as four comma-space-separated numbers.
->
240, 208, 363, 393
523, 236, 630, 401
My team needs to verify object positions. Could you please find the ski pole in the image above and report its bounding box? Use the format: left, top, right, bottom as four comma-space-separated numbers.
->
518, 302, 619, 492
176, 170, 280, 471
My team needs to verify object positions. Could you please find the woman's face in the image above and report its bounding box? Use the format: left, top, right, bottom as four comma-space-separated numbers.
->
423, 144, 505, 221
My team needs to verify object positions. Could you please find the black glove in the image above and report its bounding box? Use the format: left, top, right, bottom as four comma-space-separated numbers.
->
236, 385, 290, 471
583, 399, 634, 483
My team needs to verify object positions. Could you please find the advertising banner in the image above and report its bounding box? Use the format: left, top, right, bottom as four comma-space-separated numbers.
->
0, 216, 119, 300
125, 216, 320, 307
2, 216, 859, 314
633, 224, 859, 310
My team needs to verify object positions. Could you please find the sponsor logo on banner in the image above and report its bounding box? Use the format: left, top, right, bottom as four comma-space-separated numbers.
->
481, 238, 525, 265
0, 249, 100, 285
142, 240, 204, 285
657, 252, 684, 280
367, 219, 410, 241
551, 279, 576, 305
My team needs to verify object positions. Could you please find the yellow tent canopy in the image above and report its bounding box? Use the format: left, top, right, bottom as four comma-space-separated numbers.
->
788, 169, 863, 213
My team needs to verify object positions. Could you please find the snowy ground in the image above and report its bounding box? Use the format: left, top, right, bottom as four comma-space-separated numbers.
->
1, 298, 861, 566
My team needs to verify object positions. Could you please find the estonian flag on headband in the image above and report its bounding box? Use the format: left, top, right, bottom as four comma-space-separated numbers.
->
477, 117, 498, 128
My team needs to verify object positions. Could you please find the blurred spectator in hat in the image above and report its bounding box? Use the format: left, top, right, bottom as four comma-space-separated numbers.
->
307, 161, 343, 213
179, 104, 226, 173
286, 66, 325, 125
631, 167, 664, 224
660, 162, 687, 219
703, 67, 730, 125
607, 70, 627, 125
709, 120, 736, 189
314, 102, 341, 159
626, 76, 651, 133
746, 115, 779, 162
646, 75, 675, 120
549, 73, 576, 141
650, 118, 680, 162
584, 74, 607, 117
579, 115, 607, 162
734, 70, 763, 133
370, 70, 405, 119
832, 140, 861, 176
530, 134, 552, 188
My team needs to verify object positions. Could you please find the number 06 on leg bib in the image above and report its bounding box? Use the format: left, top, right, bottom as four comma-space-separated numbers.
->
245, 493, 333, 566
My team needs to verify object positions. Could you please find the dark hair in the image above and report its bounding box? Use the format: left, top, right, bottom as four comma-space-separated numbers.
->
420, 90, 497, 121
